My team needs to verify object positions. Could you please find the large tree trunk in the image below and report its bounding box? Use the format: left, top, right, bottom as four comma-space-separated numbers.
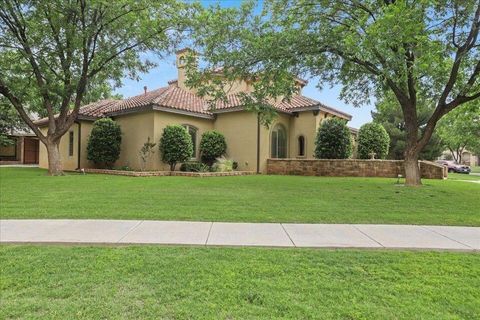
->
45, 138, 63, 176
404, 152, 421, 186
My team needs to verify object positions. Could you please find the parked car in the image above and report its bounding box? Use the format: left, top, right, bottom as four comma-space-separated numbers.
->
436, 160, 471, 174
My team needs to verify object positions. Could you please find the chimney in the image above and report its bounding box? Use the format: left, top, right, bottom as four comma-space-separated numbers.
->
175, 48, 197, 91
143, 86, 147, 95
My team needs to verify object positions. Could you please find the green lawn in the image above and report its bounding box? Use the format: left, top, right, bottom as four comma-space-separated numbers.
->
1, 167, 479, 225
471, 166, 480, 173
1, 245, 478, 319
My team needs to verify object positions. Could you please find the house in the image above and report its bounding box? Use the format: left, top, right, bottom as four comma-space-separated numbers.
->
0, 131, 39, 165
37, 49, 355, 173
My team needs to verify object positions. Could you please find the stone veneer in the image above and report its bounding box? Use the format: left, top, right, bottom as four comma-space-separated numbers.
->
267, 159, 446, 179
81, 168, 256, 177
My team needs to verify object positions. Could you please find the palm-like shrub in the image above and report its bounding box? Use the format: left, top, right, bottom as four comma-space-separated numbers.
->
314, 118, 352, 159
357, 122, 390, 159
199, 130, 227, 166
159, 125, 193, 171
87, 118, 122, 168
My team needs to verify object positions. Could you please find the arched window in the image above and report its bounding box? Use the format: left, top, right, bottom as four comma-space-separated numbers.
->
298, 135, 305, 157
271, 124, 287, 158
182, 124, 197, 158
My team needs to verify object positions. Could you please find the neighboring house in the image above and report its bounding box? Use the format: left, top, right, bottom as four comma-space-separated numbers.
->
0, 131, 39, 165
36, 49, 355, 173
439, 150, 479, 167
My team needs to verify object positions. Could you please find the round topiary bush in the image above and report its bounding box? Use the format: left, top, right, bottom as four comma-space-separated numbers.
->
357, 122, 390, 159
314, 118, 352, 159
159, 125, 193, 171
87, 118, 122, 168
199, 130, 227, 166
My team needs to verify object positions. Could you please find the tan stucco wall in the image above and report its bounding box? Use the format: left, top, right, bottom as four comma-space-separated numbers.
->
114, 110, 215, 171
288, 111, 318, 158
39, 121, 93, 171
113, 111, 155, 170
151, 111, 214, 170
213, 111, 258, 172
38, 106, 351, 172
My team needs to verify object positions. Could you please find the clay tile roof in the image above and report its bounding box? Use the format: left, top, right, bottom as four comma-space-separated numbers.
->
153, 86, 210, 115
78, 99, 120, 117
275, 95, 319, 111
34, 99, 120, 125
105, 87, 170, 114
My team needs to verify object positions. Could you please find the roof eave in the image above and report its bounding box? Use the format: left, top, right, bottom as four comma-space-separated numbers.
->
211, 106, 291, 115
291, 104, 352, 120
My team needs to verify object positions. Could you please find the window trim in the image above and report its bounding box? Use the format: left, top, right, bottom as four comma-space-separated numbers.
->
297, 135, 306, 158
270, 123, 288, 159
68, 131, 74, 157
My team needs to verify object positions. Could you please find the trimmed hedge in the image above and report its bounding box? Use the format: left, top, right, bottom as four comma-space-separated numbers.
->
87, 118, 122, 168
357, 123, 390, 159
159, 125, 193, 171
314, 118, 352, 159
200, 131, 227, 166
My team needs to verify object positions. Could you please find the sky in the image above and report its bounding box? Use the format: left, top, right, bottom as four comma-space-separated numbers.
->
114, 0, 374, 129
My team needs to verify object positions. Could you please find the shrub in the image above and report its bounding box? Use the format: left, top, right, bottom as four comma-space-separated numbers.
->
138, 137, 156, 171
200, 131, 227, 166
180, 161, 210, 172
314, 118, 352, 159
87, 118, 122, 168
357, 123, 390, 159
159, 125, 193, 171
212, 156, 234, 172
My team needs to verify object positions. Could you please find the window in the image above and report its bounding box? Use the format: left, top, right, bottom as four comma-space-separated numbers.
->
68, 131, 74, 157
271, 124, 287, 158
183, 125, 197, 158
298, 135, 305, 157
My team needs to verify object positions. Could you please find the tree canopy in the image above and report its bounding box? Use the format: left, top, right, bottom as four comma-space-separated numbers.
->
0, 0, 189, 174
187, 0, 480, 185
437, 102, 480, 163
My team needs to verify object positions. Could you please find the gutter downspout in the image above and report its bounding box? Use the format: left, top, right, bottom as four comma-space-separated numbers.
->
76, 121, 81, 170
256, 114, 260, 174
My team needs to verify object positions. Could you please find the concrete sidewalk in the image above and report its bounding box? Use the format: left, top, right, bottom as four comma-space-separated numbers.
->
1, 219, 478, 251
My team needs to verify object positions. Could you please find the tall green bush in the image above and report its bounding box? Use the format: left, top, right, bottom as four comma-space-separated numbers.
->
159, 125, 193, 171
199, 130, 227, 166
314, 118, 352, 159
87, 118, 122, 168
357, 123, 390, 159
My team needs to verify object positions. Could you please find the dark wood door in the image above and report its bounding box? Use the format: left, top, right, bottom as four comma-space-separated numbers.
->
23, 138, 39, 164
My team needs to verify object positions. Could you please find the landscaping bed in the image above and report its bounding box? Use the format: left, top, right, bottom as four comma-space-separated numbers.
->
79, 168, 255, 177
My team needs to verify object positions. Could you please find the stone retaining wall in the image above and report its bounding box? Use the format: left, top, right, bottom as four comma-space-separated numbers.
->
81, 168, 256, 177
267, 159, 446, 179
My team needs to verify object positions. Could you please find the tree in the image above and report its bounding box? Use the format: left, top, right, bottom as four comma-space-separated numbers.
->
372, 98, 443, 161
159, 125, 193, 171
437, 103, 480, 163
0, 0, 188, 175
199, 130, 227, 166
87, 118, 122, 168
357, 123, 389, 159
187, 0, 480, 185
0, 100, 27, 146
138, 137, 157, 171
314, 118, 352, 159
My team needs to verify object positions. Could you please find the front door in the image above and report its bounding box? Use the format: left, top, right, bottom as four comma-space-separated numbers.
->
23, 138, 39, 164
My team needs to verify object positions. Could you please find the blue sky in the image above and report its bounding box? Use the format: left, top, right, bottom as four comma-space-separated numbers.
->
115, 0, 374, 128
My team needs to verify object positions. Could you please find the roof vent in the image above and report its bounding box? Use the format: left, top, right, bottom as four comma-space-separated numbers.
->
143, 86, 147, 95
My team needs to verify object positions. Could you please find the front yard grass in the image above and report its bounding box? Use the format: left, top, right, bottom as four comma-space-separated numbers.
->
1, 167, 479, 226
1, 245, 478, 319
